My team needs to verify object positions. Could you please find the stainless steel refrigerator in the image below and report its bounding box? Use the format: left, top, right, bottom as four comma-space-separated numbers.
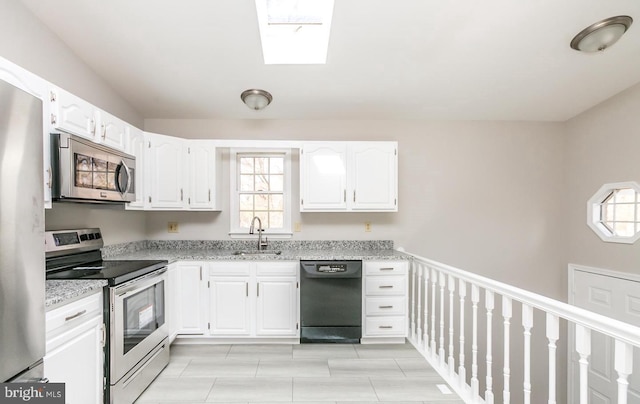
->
0, 79, 46, 382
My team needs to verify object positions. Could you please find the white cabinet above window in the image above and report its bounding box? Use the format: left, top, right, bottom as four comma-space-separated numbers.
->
300, 141, 398, 212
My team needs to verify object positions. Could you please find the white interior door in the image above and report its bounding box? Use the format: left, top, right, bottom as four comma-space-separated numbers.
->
571, 267, 640, 404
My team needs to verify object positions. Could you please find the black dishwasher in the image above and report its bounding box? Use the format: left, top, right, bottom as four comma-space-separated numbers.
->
300, 260, 362, 343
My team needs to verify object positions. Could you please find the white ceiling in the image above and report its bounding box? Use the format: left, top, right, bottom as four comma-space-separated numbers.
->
19, 0, 640, 121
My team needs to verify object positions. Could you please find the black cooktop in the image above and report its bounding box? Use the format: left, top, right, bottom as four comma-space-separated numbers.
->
46, 251, 168, 286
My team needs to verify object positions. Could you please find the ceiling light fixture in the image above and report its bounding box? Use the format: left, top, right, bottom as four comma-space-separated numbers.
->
570, 15, 633, 52
240, 89, 273, 110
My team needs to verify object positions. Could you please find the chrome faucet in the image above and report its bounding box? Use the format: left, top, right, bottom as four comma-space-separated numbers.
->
249, 216, 268, 251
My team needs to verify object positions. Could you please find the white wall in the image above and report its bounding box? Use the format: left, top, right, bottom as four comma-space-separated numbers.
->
145, 118, 567, 299
0, 0, 142, 127
565, 81, 640, 275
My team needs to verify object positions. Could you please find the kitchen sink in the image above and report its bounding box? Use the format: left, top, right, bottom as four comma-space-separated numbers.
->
232, 250, 282, 256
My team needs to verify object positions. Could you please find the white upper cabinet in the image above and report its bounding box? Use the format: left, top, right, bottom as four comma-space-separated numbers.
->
125, 126, 145, 210
50, 87, 98, 141
188, 140, 221, 210
300, 141, 398, 212
98, 110, 128, 151
349, 142, 397, 210
0, 57, 53, 208
300, 142, 348, 211
145, 132, 186, 209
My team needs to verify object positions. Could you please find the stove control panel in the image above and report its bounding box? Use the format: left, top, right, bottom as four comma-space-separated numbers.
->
45, 228, 103, 256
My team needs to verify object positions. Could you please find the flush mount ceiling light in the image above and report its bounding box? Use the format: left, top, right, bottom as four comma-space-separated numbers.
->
570, 15, 633, 52
240, 89, 273, 110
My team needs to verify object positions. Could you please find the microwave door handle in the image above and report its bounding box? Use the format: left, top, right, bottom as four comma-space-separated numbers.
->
119, 160, 132, 195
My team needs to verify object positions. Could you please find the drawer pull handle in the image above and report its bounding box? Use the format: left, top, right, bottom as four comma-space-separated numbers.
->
379, 325, 393, 329
379, 305, 394, 309
379, 285, 394, 289
64, 309, 87, 322
379, 267, 394, 271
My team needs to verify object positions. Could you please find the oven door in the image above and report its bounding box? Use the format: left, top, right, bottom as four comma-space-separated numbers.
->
110, 269, 167, 383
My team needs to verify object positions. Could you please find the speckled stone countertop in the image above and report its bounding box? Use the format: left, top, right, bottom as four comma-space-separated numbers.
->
47, 240, 409, 308
102, 240, 411, 263
45, 280, 107, 309
104, 248, 410, 263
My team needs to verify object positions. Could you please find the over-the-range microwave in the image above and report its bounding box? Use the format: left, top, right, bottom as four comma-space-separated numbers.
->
51, 132, 136, 204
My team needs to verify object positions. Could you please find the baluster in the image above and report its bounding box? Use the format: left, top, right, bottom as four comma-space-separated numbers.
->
417, 266, 423, 346
430, 268, 437, 357
458, 279, 467, 387
522, 304, 533, 404
471, 284, 480, 402
546, 313, 559, 404
448, 274, 456, 376
423, 267, 430, 352
502, 296, 512, 404
614, 339, 633, 404
485, 290, 495, 404
439, 271, 446, 367
575, 325, 591, 404
411, 263, 417, 340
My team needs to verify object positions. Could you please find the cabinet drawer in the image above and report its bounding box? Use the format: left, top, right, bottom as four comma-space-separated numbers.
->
365, 297, 406, 316
365, 276, 406, 296
365, 316, 406, 336
256, 261, 298, 276
365, 261, 408, 276
209, 262, 251, 276
46, 292, 102, 335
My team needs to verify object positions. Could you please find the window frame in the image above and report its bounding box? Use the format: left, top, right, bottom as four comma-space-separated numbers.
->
587, 181, 640, 244
229, 148, 292, 238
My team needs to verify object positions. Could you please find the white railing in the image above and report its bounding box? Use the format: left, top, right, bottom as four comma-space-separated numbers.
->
405, 252, 640, 404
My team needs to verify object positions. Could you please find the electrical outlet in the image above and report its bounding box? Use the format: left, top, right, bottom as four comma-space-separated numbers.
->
294, 222, 302, 232
364, 222, 372, 232
168, 222, 179, 233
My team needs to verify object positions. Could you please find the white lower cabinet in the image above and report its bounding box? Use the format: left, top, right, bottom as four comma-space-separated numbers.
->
45, 292, 104, 404
166, 263, 179, 342
362, 261, 409, 341
208, 261, 299, 338
175, 262, 208, 335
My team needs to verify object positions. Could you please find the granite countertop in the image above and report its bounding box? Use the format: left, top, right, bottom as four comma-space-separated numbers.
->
45, 279, 107, 309
46, 240, 411, 308
105, 248, 411, 263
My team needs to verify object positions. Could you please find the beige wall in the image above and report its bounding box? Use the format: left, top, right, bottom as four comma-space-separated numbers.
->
565, 82, 640, 275
0, 0, 143, 127
145, 118, 567, 299
45, 204, 146, 246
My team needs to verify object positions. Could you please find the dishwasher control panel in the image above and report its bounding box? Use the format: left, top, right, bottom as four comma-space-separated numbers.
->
317, 264, 347, 273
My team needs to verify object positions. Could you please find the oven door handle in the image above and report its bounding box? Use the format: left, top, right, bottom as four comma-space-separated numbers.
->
115, 268, 167, 298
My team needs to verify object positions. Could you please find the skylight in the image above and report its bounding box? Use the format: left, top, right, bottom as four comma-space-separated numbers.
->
255, 0, 335, 64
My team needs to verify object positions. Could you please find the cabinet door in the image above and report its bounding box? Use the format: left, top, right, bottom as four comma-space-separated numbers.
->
125, 127, 145, 210
188, 140, 217, 210
256, 277, 298, 336
300, 142, 347, 211
176, 263, 207, 335
0, 57, 53, 208
209, 277, 252, 336
167, 263, 180, 342
51, 88, 98, 141
98, 110, 128, 151
44, 316, 103, 404
146, 132, 185, 209
349, 142, 397, 211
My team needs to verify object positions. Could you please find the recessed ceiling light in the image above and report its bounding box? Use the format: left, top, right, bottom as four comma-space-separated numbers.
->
255, 0, 335, 64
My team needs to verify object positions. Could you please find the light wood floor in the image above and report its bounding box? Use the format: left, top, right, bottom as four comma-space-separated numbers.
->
135, 342, 463, 403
